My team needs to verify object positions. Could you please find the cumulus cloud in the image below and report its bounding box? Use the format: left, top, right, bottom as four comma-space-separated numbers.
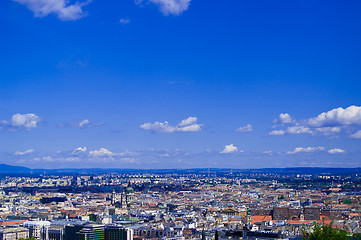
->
178, 116, 197, 126
328, 148, 345, 154
140, 117, 202, 133
136, 0, 191, 16
274, 113, 294, 124
220, 144, 238, 154
13, 0, 91, 21
11, 113, 41, 129
16, 147, 140, 167
89, 148, 114, 158
236, 124, 254, 132
350, 130, 361, 139
287, 147, 325, 154
72, 147, 87, 154
270, 126, 313, 135
307, 106, 361, 127
268, 130, 285, 136
0, 113, 41, 131
286, 126, 313, 134
271, 106, 361, 138
15, 149, 35, 155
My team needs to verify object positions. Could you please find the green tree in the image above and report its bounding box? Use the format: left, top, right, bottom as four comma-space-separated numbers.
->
303, 223, 361, 240
88, 213, 96, 222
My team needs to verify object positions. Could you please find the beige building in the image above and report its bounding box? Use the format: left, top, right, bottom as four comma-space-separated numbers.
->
0, 227, 29, 240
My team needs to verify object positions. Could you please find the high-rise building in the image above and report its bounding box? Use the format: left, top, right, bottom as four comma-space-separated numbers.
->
65, 223, 105, 240
105, 226, 133, 240
75, 225, 105, 240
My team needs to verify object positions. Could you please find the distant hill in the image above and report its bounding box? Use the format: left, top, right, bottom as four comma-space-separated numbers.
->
0, 164, 361, 175
0, 164, 31, 173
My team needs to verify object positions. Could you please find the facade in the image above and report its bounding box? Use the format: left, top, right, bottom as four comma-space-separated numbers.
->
65, 224, 85, 240
105, 226, 133, 240
304, 207, 321, 221
0, 227, 29, 240
64, 223, 105, 240
272, 207, 289, 220
48, 228, 64, 240
132, 226, 183, 239
22, 221, 51, 240
75, 225, 105, 240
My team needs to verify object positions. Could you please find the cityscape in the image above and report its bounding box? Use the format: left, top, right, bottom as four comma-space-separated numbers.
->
1, 0, 361, 239
0, 168, 361, 239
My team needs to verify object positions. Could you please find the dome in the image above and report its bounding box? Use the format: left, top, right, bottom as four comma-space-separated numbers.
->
125, 186, 134, 193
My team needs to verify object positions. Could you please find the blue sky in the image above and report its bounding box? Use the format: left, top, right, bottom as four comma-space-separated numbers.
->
0, 0, 360, 169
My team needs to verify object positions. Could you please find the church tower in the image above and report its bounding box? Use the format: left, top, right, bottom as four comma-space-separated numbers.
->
111, 188, 117, 205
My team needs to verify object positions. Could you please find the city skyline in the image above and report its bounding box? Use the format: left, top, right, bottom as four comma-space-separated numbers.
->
1, 0, 361, 169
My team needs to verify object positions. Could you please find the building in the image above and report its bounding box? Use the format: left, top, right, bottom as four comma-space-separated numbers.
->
0, 227, 29, 240
132, 226, 183, 239
75, 225, 105, 240
105, 225, 133, 240
304, 207, 321, 221
40, 196, 67, 204
0, 220, 28, 227
48, 228, 64, 240
272, 207, 289, 220
23, 221, 51, 240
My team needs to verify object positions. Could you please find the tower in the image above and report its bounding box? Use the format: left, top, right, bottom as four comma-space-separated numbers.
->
111, 188, 117, 205
247, 208, 252, 225
120, 189, 127, 209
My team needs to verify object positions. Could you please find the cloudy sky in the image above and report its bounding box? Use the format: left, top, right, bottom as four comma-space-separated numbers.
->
0, 0, 360, 169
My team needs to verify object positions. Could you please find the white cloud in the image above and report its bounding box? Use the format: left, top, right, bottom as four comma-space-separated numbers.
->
58, 119, 103, 129
236, 124, 254, 132
13, 0, 91, 21
140, 117, 202, 133
37, 155, 81, 163
78, 119, 91, 128
72, 147, 87, 154
350, 130, 361, 139
287, 147, 325, 154
136, 0, 191, 16
274, 113, 294, 124
271, 106, 361, 138
307, 105, 361, 127
9, 113, 41, 130
89, 148, 114, 158
119, 18, 130, 24
220, 144, 238, 154
314, 127, 341, 135
140, 121, 175, 133
268, 130, 285, 135
15, 149, 35, 155
263, 150, 272, 155
287, 126, 313, 134
63, 157, 81, 162
328, 148, 345, 154
178, 116, 197, 126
